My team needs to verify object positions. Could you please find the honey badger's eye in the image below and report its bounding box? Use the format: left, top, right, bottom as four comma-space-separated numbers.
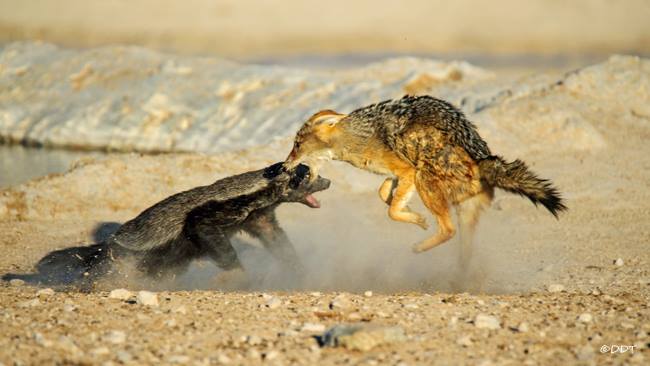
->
290, 164, 310, 188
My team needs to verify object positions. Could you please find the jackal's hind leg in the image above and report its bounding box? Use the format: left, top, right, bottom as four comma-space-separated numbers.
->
387, 175, 428, 230
378, 178, 397, 204
455, 191, 492, 269
412, 174, 455, 253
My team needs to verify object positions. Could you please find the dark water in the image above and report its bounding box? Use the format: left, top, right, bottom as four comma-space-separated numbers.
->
0, 144, 105, 188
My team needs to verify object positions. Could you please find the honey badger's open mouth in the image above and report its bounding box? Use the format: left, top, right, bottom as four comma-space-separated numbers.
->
303, 194, 321, 208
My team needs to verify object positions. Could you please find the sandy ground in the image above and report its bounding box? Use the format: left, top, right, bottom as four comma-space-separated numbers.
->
1, 0, 649, 59
1, 93, 649, 364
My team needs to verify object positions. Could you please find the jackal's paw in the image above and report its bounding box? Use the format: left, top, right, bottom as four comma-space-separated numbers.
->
412, 241, 430, 253
413, 215, 429, 230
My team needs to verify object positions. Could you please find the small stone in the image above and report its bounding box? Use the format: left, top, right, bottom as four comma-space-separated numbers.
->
33, 332, 53, 347
310, 292, 321, 297
169, 355, 190, 364
575, 344, 595, 360
330, 295, 352, 310
457, 335, 473, 347
403, 303, 419, 309
614, 258, 624, 266
172, 305, 187, 314
19, 299, 41, 308
301, 323, 326, 332
347, 312, 362, 321
577, 313, 593, 323
136, 291, 159, 307
116, 351, 132, 363
364, 291, 373, 297
9, 279, 24, 287
109, 289, 134, 300
547, 284, 565, 293
265, 297, 282, 309
517, 322, 529, 333
264, 350, 279, 360
36, 288, 55, 297
474, 314, 501, 330
103, 330, 126, 344
246, 335, 262, 346
57, 336, 81, 355
246, 349, 260, 359
319, 324, 406, 351
91, 347, 110, 356
215, 354, 231, 364
165, 318, 177, 327
63, 303, 77, 312
591, 289, 601, 296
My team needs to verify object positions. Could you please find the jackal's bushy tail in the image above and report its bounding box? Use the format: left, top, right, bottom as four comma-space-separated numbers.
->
478, 156, 567, 217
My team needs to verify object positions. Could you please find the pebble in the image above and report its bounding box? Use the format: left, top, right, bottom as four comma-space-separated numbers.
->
517, 322, 530, 333
19, 299, 41, 308
577, 313, 593, 323
116, 351, 133, 363
301, 323, 326, 332
265, 297, 282, 309
169, 355, 190, 364
109, 288, 134, 300
614, 258, 624, 266
246, 335, 262, 346
575, 344, 594, 360
33, 332, 53, 347
57, 336, 82, 355
215, 354, 231, 364
330, 295, 352, 310
136, 291, 159, 307
264, 350, 279, 360
474, 314, 501, 330
319, 324, 406, 351
36, 288, 55, 297
91, 347, 110, 356
456, 335, 473, 347
172, 305, 187, 314
63, 303, 77, 312
364, 291, 373, 297
9, 279, 24, 287
547, 284, 565, 293
246, 349, 260, 360
103, 330, 126, 344
403, 303, 419, 310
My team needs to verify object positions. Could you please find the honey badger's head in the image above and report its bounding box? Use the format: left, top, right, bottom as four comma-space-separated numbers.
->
263, 162, 331, 208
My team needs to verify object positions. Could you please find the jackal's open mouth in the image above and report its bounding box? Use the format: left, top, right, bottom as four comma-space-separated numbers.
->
303, 194, 321, 208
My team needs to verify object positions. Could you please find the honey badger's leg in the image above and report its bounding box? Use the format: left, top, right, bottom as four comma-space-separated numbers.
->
412, 171, 456, 253
186, 215, 243, 271
378, 178, 397, 204
243, 209, 304, 273
387, 171, 429, 230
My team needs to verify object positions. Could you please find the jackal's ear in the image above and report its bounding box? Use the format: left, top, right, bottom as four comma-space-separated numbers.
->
309, 110, 345, 127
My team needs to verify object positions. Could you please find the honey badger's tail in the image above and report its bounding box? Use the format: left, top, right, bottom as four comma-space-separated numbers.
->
479, 156, 567, 217
2, 243, 111, 286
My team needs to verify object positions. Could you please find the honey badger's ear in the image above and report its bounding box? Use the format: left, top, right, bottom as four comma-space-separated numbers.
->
309, 110, 345, 127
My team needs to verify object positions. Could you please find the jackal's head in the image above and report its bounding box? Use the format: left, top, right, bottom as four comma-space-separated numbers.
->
284, 110, 346, 180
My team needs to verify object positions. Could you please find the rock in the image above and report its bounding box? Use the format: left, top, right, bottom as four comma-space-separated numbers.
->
403, 303, 419, 310
474, 314, 501, 330
56, 336, 82, 355
577, 313, 593, 323
91, 347, 110, 356
516, 322, 530, 333
63, 303, 77, 312
9, 279, 25, 287
547, 284, 565, 293
169, 355, 190, 364
19, 299, 41, 308
33, 332, 53, 347
456, 335, 473, 347
301, 323, 326, 333
109, 288, 134, 300
246, 349, 260, 360
614, 258, 624, 266
136, 291, 159, 307
36, 288, 55, 297
318, 324, 406, 352
103, 330, 126, 344
575, 344, 595, 360
172, 305, 187, 314
330, 295, 352, 310
363, 291, 373, 297
246, 335, 262, 346
215, 354, 231, 364
116, 351, 133, 363
265, 297, 282, 309
264, 350, 279, 361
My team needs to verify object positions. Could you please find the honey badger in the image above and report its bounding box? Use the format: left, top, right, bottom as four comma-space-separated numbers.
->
284, 95, 566, 268
3, 163, 330, 287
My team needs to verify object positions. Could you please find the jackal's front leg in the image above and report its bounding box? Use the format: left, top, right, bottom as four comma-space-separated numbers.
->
387, 174, 428, 230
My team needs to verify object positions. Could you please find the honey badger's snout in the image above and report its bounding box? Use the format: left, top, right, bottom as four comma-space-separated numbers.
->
287, 163, 331, 208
